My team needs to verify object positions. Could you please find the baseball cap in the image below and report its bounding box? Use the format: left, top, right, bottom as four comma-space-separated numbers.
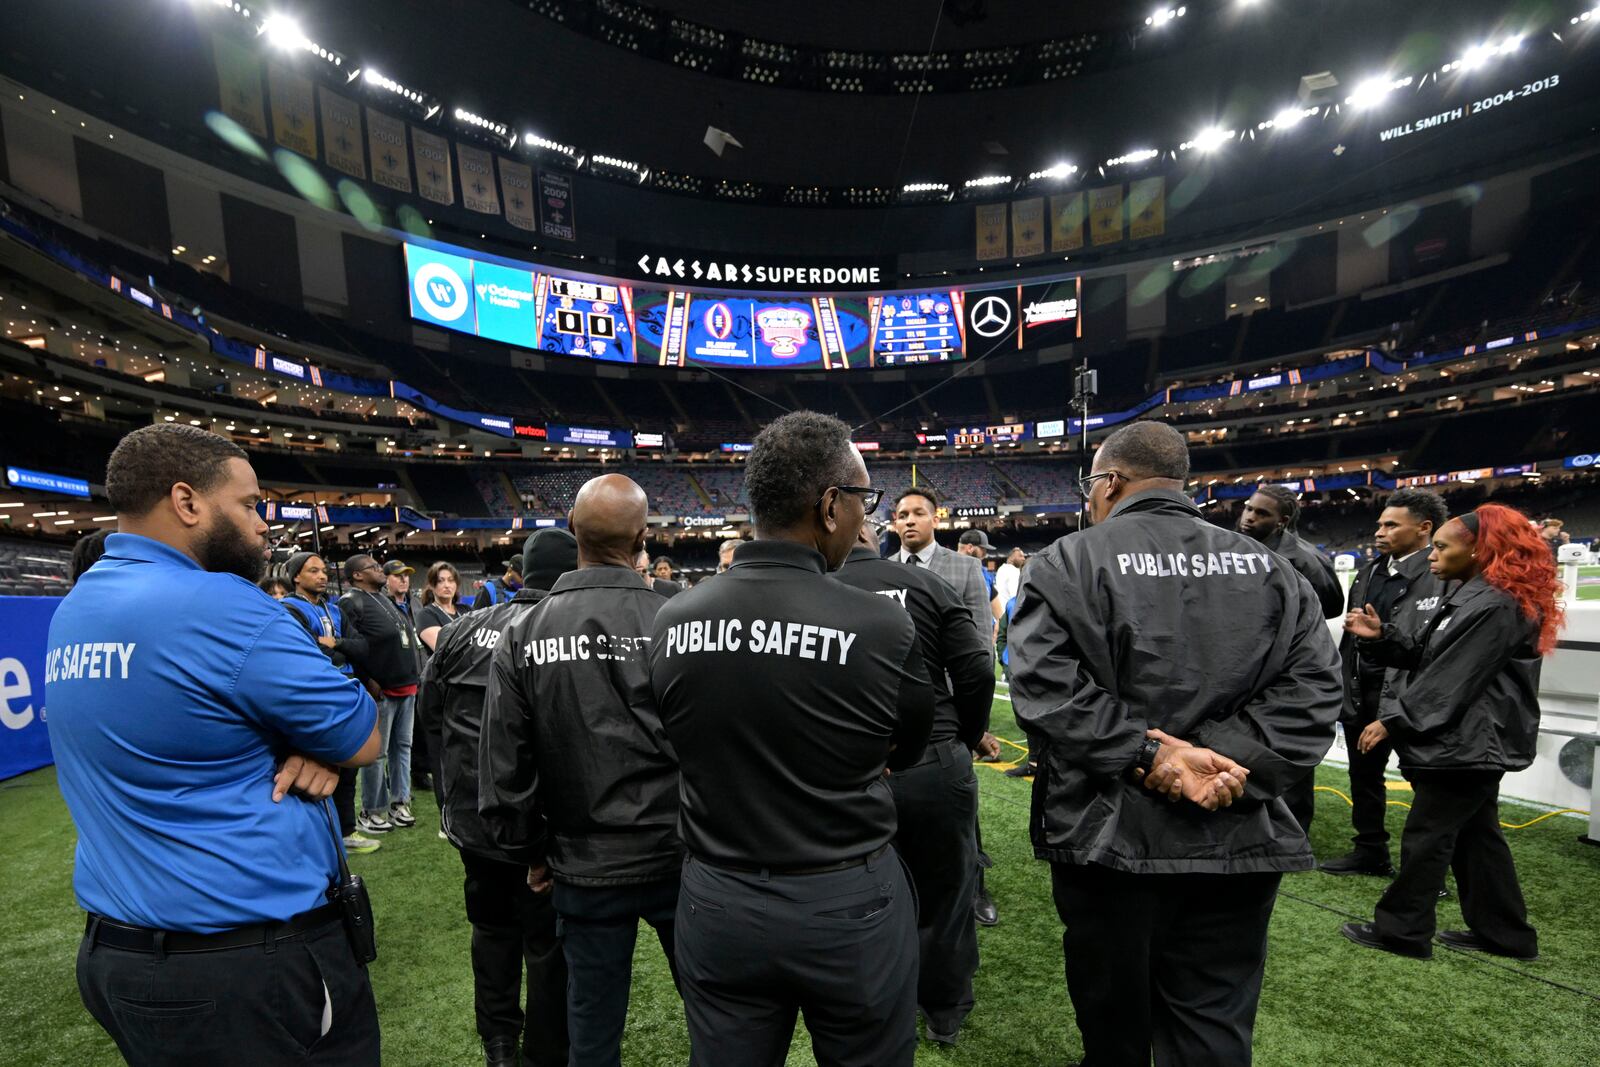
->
958, 529, 997, 552
382, 560, 415, 577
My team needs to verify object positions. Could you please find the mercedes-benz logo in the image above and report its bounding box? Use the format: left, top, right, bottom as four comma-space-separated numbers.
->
970, 295, 1013, 339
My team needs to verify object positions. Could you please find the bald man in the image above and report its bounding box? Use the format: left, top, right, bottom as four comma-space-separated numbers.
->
481, 474, 684, 1067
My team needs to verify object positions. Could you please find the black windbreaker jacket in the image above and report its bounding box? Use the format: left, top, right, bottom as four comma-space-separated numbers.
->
1009, 490, 1342, 875
1362, 574, 1543, 772
833, 545, 995, 749
1338, 552, 1446, 722
415, 588, 545, 863
1263, 528, 1345, 620
479, 566, 682, 886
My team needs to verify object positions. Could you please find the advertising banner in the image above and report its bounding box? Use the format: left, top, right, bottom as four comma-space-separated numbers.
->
0, 598, 62, 781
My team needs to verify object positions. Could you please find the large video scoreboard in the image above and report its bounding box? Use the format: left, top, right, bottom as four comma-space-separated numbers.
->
404, 241, 1052, 371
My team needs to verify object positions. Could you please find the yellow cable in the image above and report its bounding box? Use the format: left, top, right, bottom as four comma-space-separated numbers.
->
1313, 785, 1586, 829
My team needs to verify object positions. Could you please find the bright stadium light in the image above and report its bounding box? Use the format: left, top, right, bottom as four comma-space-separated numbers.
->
1106, 148, 1159, 167
1345, 74, 1412, 109
1181, 126, 1233, 152
963, 175, 1012, 188
261, 13, 306, 51
1263, 105, 1318, 130
1029, 162, 1078, 181
1146, 6, 1187, 27
1442, 35, 1525, 73
524, 131, 576, 156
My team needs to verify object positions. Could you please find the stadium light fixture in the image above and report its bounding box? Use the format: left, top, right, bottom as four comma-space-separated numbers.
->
260, 13, 306, 51
1573, 7, 1600, 25
362, 68, 424, 105
1180, 126, 1233, 152
1105, 148, 1159, 167
1029, 162, 1078, 181
1260, 105, 1318, 130
1345, 74, 1412, 109
524, 131, 576, 156
963, 175, 1012, 188
1146, 6, 1187, 27
1441, 35, 1524, 73
453, 107, 509, 139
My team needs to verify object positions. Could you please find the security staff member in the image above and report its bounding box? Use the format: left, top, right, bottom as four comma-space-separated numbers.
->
1238, 484, 1345, 832
1321, 489, 1447, 877
482, 476, 683, 1067
649, 411, 934, 1067
835, 520, 994, 1046
416, 529, 577, 1067
1010, 421, 1341, 1067
1341, 505, 1558, 961
47, 424, 382, 1067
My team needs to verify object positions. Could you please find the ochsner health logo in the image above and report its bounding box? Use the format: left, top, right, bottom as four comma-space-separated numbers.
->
414, 261, 470, 322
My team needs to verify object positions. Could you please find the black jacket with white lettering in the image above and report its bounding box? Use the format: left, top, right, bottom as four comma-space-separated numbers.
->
834, 545, 994, 749
416, 588, 546, 863
1262, 528, 1345, 620
480, 566, 682, 886
649, 539, 935, 870
1009, 490, 1342, 875
1338, 552, 1446, 722
1360, 574, 1542, 772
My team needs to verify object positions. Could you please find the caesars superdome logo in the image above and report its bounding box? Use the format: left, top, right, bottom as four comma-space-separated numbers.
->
414, 262, 470, 322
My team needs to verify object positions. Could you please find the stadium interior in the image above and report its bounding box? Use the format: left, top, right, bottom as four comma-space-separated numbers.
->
2, 0, 1599, 1063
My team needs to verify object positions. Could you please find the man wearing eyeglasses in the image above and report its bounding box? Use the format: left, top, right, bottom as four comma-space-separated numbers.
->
649, 411, 934, 1067
1010, 421, 1341, 1067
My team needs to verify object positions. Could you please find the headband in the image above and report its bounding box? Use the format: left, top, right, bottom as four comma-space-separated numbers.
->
1456, 512, 1480, 536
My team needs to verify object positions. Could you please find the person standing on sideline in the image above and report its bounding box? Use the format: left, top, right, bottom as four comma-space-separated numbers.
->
1238, 483, 1345, 831
475, 558, 524, 609
48, 424, 381, 1067
482, 476, 683, 1067
1340, 504, 1560, 961
993, 546, 1026, 615
418, 530, 577, 1067
836, 520, 995, 1046
417, 561, 468, 653
283, 551, 381, 856
1010, 421, 1341, 1067
650, 411, 934, 1067
894, 488, 1001, 927
340, 554, 422, 835
1321, 490, 1447, 877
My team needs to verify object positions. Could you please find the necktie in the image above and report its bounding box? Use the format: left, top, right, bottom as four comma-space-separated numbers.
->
907, 555, 921, 567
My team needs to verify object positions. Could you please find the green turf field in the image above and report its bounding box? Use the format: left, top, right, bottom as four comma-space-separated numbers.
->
1577, 564, 1600, 601
4, 707, 1598, 1066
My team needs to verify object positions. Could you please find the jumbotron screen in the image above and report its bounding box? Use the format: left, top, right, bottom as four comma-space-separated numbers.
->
405, 241, 986, 370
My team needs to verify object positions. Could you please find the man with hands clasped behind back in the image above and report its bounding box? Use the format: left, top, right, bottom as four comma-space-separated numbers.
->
1009, 420, 1341, 1067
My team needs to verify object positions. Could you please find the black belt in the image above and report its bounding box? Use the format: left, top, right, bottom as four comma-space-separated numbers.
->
702, 841, 892, 877
85, 901, 341, 955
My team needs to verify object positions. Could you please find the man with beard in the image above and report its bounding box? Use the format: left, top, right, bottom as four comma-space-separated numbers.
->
341, 553, 424, 835
47, 424, 383, 1066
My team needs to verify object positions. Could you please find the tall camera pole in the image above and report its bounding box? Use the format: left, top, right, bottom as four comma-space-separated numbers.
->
1073, 362, 1098, 480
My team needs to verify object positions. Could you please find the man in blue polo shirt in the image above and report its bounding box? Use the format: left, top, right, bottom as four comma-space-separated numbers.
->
47, 424, 382, 1067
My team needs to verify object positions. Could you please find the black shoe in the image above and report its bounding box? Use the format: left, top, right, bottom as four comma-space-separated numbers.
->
484, 1036, 518, 1067
973, 889, 998, 927
1437, 929, 1539, 961
1003, 762, 1035, 778
1320, 852, 1396, 877
1340, 921, 1432, 959
924, 1021, 959, 1046
411, 773, 433, 793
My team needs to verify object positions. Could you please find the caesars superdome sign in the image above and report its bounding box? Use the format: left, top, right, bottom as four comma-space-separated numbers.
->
619, 243, 894, 293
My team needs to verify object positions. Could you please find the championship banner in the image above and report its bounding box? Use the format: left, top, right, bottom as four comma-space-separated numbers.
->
1089, 184, 1125, 247
1128, 177, 1166, 240
456, 143, 500, 215
412, 127, 454, 206
1011, 197, 1045, 258
319, 87, 365, 179
212, 33, 267, 137
498, 155, 536, 231
0, 597, 62, 781
975, 203, 1008, 261
266, 62, 317, 158
1050, 192, 1085, 253
366, 108, 411, 193
538, 171, 576, 241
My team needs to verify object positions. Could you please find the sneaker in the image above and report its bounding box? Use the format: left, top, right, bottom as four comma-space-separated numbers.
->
357, 809, 393, 834
388, 801, 416, 827
1319, 851, 1396, 877
342, 832, 382, 855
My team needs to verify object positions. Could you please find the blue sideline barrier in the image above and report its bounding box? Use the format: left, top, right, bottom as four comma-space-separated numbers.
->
0, 596, 62, 781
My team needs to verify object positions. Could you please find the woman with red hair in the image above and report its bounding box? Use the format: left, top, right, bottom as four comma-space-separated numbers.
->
1338, 503, 1562, 961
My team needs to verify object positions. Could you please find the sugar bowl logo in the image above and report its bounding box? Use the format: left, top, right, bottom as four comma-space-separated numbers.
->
703, 302, 736, 341
755, 307, 813, 358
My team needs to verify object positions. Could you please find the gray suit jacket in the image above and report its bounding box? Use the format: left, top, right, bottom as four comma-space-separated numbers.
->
922, 544, 995, 662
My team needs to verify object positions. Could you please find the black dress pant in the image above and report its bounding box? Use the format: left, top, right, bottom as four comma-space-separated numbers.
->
1050, 862, 1282, 1067
460, 849, 570, 1065
890, 738, 980, 1033
1374, 769, 1537, 955
1344, 700, 1395, 856
676, 849, 919, 1067
553, 877, 681, 1067
77, 915, 380, 1067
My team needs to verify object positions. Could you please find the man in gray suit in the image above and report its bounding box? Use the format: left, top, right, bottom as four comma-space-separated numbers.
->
893, 487, 1002, 927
